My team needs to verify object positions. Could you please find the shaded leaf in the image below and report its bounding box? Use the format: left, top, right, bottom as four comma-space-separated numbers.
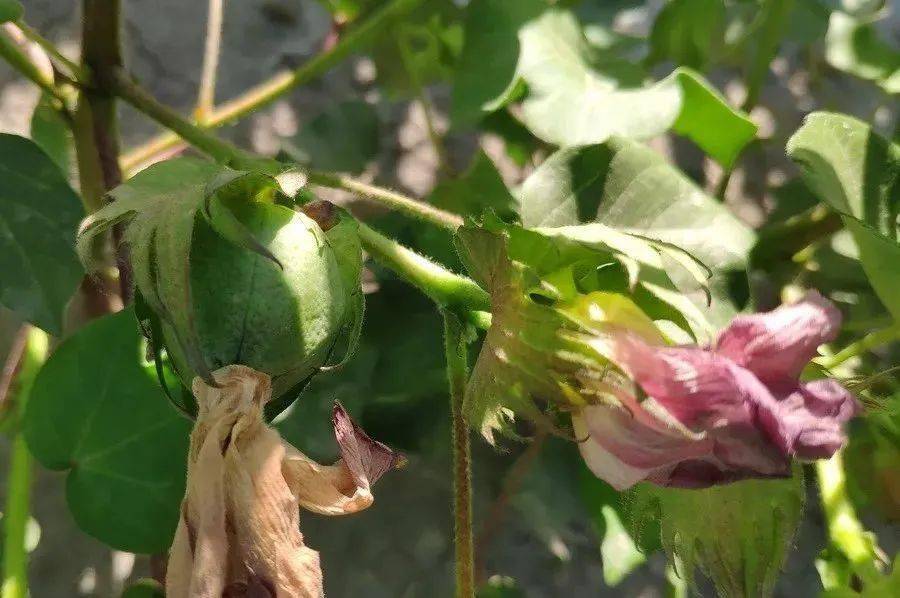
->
24, 308, 191, 553
787, 112, 900, 319
30, 94, 71, 176
0, 134, 83, 334
647, 0, 725, 70
826, 11, 900, 94
281, 100, 380, 173
121, 579, 165, 598
628, 469, 805, 597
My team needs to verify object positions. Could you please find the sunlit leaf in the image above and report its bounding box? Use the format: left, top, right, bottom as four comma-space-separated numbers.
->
787, 112, 900, 319
517, 140, 756, 327
453, 3, 756, 167
23, 308, 190, 553
826, 11, 900, 94
0, 134, 83, 334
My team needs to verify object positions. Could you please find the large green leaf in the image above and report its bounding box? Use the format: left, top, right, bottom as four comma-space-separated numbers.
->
24, 308, 191, 553
787, 112, 900, 319
647, 0, 725, 70
453, 3, 756, 167
281, 100, 380, 173
629, 470, 805, 597
826, 11, 900, 94
0, 134, 83, 335
517, 140, 756, 326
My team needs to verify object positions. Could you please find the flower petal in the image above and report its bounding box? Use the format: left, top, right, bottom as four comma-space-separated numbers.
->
753, 379, 860, 460
715, 292, 841, 386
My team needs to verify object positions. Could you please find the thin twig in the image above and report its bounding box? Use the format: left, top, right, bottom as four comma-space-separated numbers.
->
16, 21, 89, 83
817, 323, 900, 370
195, 0, 224, 122
119, 0, 425, 171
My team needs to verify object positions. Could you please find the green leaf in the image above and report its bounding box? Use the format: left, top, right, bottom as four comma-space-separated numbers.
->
281, 100, 380, 173
23, 308, 191, 553
454, 4, 756, 167
787, 112, 900, 319
629, 470, 805, 597
648, 0, 726, 70
30, 93, 71, 175
0, 134, 83, 335
517, 140, 756, 327
451, 0, 545, 126
825, 11, 900, 94
0, 0, 22, 23
369, 0, 463, 97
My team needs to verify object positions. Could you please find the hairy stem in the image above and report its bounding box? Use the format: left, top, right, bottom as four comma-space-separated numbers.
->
818, 323, 900, 370
120, 0, 425, 171
195, 0, 224, 122
443, 312, 474, 598
357, 222, 489, 313
308, 171, 463, 231
816, 451, 883, 587
1, 328, 49, 598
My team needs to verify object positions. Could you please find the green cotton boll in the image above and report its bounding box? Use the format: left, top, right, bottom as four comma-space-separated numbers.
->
162, 199, 353, 407
76, 159, 364, 419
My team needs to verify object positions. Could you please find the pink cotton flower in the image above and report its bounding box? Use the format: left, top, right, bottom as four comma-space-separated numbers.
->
575, 292, 860, 490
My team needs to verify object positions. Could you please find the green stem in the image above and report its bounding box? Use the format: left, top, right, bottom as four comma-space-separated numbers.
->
195, 0, 224, 122
0, 26, 64, 102
1, 328, 50, 598
109, 68, 262, 170
357, 222, 489, 313
16, 22, 89, 83
817, 323, 900, 370
816, 451, 883, 587
307, 171, 463, 231
443, 312, 474, 598
751, 205, 843, 268
120, 0, 425, 171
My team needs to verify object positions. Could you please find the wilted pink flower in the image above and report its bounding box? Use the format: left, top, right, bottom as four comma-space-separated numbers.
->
575, 292, 860, 490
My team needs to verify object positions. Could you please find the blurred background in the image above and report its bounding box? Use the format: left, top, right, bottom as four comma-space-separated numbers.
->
0, 0, 898, 596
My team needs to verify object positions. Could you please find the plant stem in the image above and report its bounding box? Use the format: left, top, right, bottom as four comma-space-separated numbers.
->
78, 0, 133, 302
1, 328, 50, 598
357, 222, 489, 313
0, 25, 63, 102
119, 0, 425, 171
109, 68, 262, 170
308, 171, 463, 231
817, 323, 900, 370
16, 21, 89, 83
195, 0, 224, 122
443, 311, 474, 598
751, 205, 843, 267
816, 451, 883, 587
